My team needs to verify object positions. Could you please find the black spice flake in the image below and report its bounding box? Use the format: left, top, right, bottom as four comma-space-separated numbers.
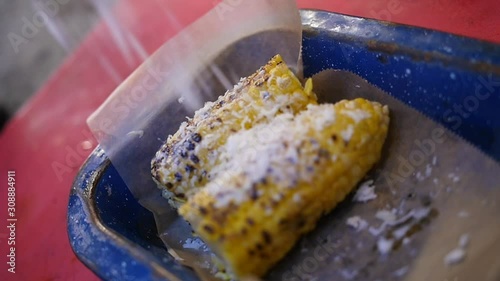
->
262, 231, 272, 244
180, 150, 188, 158
192, 133, 202, 143
319, 149, 330, 158
190, 154, 200, 164
185, 165, 195, 173
186, 141, 196, 151
199, 206, 208, 215
174, 172, 183, 182
250, 186, 258, 201
203, 225, 214, 234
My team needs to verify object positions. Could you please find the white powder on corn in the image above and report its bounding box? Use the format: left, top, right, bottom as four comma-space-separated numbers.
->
341, 125, 354, 142
344, 100, 356, 109
272, 193, 283, 201
276, 76, 291, 89
206, 104, 339, 208
340, 108, 371, 123
155, 67, 305, 189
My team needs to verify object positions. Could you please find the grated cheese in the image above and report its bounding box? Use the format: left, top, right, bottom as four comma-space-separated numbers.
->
353, 180, 377, 202
444, 248, 466, 266
204, 104, 344, 208
340, 109, 371, 123
341, 125, 354, 142
346, 216, 368, 231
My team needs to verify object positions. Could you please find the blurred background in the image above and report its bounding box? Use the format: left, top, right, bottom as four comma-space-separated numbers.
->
0, 1, 116, 130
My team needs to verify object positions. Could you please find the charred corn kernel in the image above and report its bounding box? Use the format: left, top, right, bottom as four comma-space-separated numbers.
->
179, 99, 390, 278
151, 55, 317, 208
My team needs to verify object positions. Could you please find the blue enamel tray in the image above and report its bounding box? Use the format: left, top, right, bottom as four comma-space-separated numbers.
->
68, 10, 500, 281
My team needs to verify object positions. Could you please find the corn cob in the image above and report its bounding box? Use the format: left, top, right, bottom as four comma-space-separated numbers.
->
179, 98, 390, 278
151, 55, 317, 208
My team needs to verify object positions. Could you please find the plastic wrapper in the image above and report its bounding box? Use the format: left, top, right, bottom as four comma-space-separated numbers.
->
87, 1, 500, 280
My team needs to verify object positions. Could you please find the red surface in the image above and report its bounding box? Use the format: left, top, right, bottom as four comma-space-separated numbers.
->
0, 0, 498, 280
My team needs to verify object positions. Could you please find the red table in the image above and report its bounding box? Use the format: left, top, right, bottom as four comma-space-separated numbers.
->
1, 0, 498, 280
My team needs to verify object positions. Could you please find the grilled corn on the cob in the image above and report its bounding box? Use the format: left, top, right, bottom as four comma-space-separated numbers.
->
151, 55, 317, 208
179, 99, 390, 278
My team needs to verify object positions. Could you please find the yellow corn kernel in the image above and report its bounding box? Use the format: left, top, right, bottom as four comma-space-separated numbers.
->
151, 55, 317, 208
179, 98, 390, 278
